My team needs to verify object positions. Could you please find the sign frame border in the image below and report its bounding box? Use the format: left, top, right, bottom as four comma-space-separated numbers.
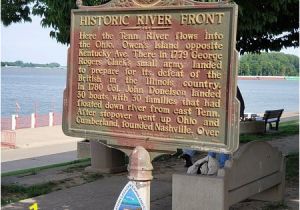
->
63, 2, 240, 154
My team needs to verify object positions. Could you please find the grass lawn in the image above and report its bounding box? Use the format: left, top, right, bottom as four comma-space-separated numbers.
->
240, 120, 299, 143
1, 158, 94, 206
2, 158, 91, 177
1, 182, 56, 206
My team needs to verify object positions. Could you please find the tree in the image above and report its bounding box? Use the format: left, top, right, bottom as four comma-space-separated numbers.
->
1, 0, 299, 53
234, 0, 299, 54
239, 52, 299, 76
1, 60, 61, 67
1, 0, 34, 26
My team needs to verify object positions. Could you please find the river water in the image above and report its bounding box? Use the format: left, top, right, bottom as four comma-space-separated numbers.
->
238, 80, 299, 114
1, 67, 299, 117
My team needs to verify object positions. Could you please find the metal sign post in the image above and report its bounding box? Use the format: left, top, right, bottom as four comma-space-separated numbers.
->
114, 146, 153, 210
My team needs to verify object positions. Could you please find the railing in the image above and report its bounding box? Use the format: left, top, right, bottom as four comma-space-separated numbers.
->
16, 115, 31, 129
36, 114, 50, 127
53, 113, 63, 126
1, 112, 62, 131
1, 117, 12, 131
1, 130, 16, 148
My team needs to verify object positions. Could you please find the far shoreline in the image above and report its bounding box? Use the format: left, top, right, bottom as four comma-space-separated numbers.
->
238, 76, 299, 80
1, 66, 66, 69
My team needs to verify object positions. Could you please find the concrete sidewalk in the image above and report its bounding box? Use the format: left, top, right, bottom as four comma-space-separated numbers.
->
2, 135, 299, 210
1, 115, 299, 209
1, 174, 173, 210
2, 150, 77, 173
5, 126, 83, 149
2, 126, 83, 173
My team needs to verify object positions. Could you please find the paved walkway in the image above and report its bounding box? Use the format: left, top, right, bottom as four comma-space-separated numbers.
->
2, 134, 299, 210
2, 151, 77, 173
2, 174, 173, 210
2, 126, 82, 149
1, 114, 299, 209
1, 126, 82, 173
268, 135, 299, 155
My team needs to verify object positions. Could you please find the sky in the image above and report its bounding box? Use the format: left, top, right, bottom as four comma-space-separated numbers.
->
1, 16, 68, 66
1, 16, 299, 66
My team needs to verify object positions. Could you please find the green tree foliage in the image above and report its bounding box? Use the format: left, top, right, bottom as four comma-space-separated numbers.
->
1, 0, 299, 53
238, 53, 299, 76
1, 0, 34, 26
1, 61, 60, 68
235, 0, 299, 54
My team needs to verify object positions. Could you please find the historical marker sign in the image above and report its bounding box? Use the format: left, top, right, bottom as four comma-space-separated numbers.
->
63, 0, 240, 154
